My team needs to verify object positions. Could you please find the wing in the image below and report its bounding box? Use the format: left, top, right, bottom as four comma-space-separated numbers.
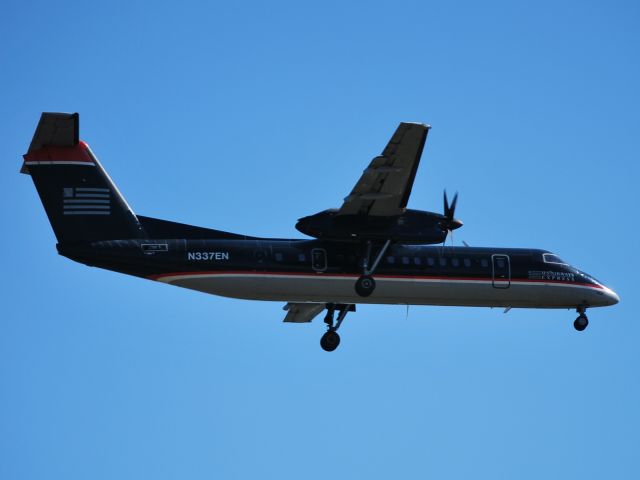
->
337, 122, 430, 217
282, 303, 325, 323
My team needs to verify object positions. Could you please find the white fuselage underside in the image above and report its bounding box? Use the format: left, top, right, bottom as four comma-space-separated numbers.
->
155, 272, 612, 308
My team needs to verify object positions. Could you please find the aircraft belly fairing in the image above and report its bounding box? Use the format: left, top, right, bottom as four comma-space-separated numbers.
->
152, 272, 611, 309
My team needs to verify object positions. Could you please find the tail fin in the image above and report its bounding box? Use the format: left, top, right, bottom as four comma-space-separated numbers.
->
21, 112, 144, 243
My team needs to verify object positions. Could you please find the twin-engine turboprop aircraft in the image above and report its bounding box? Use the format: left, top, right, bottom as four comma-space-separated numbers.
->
22, 113, 619, 351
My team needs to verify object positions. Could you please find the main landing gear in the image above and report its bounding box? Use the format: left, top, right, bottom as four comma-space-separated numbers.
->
320, 303, 355, 352
574, 306, 589, 332
355, 239, 391, 297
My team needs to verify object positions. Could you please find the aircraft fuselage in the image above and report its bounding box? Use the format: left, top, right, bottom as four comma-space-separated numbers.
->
58, 239, 619, 309
23, 113, 619, 350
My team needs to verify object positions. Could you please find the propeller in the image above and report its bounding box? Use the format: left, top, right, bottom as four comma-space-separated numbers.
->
440, 190, 463, 232
439, 190, 463, 251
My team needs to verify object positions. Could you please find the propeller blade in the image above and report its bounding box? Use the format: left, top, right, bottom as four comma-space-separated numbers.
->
441, 190, 462, 232
449, 192, 458, 218
443, 190, 450, 218
443, 190, 458, 220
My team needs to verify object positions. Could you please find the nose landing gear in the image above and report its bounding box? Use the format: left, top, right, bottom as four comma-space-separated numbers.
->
320, 303, 355, 352
573, 306, 589, 332
320, 330, 341, 351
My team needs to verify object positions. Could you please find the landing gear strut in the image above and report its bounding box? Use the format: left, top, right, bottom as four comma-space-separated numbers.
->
574, 306, 589, 332
355, 239, 391, 297
320, 303, 354, 352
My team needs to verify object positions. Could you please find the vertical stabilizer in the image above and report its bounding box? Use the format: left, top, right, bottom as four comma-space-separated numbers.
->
22, 113, 144, 243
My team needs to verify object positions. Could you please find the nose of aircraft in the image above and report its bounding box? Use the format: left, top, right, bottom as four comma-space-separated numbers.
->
604, 287, 620, 306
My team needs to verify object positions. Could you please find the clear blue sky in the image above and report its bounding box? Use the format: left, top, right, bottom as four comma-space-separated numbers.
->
1, 1, 638, 478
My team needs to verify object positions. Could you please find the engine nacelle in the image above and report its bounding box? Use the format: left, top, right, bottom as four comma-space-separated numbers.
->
295, 209, 452, 244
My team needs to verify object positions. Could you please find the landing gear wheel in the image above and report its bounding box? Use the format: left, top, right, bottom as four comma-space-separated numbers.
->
320, 331, 341, 352
574, 315, 589, 332
355, 275, 376, 297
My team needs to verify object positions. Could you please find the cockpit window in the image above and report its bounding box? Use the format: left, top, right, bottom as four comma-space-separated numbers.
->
577, 269, 602, 285
543, 253, 568, 265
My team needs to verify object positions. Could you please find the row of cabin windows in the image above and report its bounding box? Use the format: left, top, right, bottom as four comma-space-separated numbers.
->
387, 256, 490, 268
272, 251, 491, 269
274, 252, 307, 262
274, 253, 357, 264
274, 252, 358, 263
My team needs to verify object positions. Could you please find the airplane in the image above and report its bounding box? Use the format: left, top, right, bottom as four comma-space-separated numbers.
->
22, 112, 620, 351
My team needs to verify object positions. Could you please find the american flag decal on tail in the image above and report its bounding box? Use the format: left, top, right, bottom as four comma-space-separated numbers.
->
63, 187, 111, 215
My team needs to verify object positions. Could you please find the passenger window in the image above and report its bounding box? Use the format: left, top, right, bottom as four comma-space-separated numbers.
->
413, 257, 421, 265
497, 259, 505, 268
481, 259, 489, 268
439, 258, 447, 266
452, 258, 460, 267
275, 252, 284, 262
427, 258, 435, 267
402, 256, 410, 265
464, 258, 471, 267
387, 256, 395, 264
298, 253, 306, 262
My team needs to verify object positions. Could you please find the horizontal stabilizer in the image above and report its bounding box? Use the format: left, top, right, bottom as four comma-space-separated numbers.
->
283, 303, 325, 323
28, 112, 79, 152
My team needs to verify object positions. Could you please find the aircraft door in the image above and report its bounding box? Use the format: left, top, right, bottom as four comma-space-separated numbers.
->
492, 254, 511, 289
311, 248, 327, 272
252, 242, 269, 267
